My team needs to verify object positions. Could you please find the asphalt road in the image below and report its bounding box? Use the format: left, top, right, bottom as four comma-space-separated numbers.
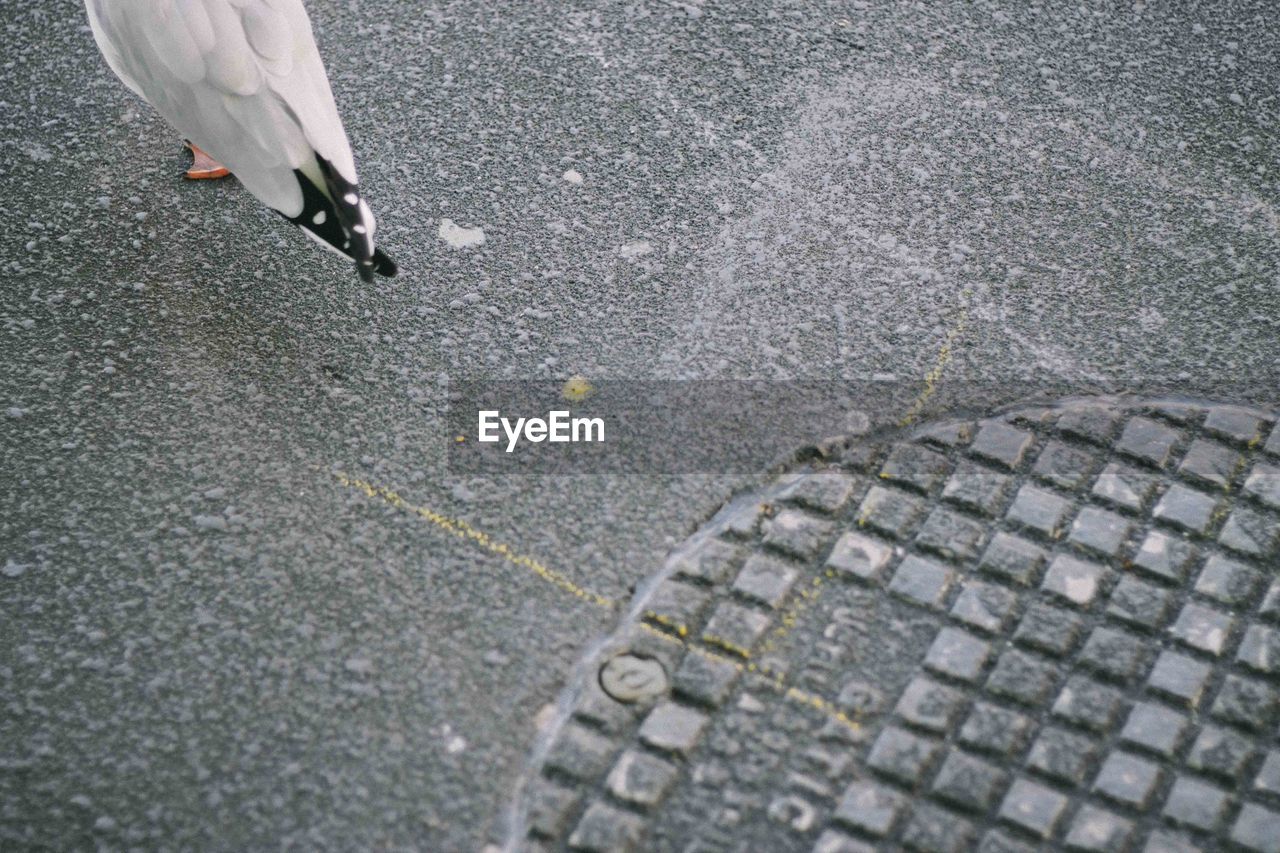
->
1, 0, 1277, 850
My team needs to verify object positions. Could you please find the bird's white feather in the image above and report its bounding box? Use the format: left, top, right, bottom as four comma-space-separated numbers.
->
84, 0, 361, 217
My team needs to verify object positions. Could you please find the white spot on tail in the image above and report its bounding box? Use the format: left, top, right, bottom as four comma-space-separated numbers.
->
312, 210, 326, 225
301, 227, 348, 259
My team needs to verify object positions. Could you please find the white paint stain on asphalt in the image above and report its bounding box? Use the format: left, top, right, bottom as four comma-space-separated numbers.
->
439, 218, 486, 249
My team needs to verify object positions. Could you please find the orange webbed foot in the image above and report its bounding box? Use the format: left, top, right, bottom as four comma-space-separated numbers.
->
184, 141, 230, 180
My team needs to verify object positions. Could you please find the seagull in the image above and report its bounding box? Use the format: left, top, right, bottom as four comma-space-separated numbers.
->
84, 0, 397, 281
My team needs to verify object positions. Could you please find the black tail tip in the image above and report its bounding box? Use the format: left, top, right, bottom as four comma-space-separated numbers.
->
357, 248, 398, 282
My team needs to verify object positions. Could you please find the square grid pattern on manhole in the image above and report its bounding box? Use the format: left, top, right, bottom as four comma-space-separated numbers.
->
526, 402, 1280, 853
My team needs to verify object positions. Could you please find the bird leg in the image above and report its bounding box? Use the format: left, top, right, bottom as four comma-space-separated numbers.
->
183, 141, 230, 180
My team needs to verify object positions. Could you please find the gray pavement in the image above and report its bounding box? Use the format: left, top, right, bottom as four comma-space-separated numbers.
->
1, 1, 1277, 850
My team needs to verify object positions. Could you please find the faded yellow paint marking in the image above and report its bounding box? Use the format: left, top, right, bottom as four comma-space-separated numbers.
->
898, 308, 969, 428
332, 471, 617, 611
701, 633, 755, 660
562, 375, 594, 402
638, 623, 861, 734
336, 471, 860, 736
643, 611, 690, 638
753, 572, 828, 677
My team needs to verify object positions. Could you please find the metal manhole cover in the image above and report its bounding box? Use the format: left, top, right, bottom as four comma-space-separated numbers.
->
501, 398, 1280, 853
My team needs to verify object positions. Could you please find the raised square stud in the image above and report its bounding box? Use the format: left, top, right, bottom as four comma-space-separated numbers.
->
1006, 485, 1072, 538
638, 702, 709, 757
1218, 506, 1280, 557
1119, 702, 1188, 757
701, 602, 770, 657
1067, 506, 1132, 558
1178, 438, 1241, 487
1195, 554, 1261, 606
1169, 603, 1234, 656
1187, 726, 1255, 781
1014, 602, 1084, 657
958, 703, 1033, 758
1032, 440, 1097, 489
568, 801, 645, 852
857, 485, 926, 540
1253, 750, 1280, 796
1153, 484, 1219, 534
833, 780, 906, 838
1092, 462, 1158, 511
1162, 777, 1230, 832
605, 749, 679, 806
1079, 626, 1151, 680
1041, 554, 1106, 608
779, 470, 857, 514
1065, 805, 1133, 853
879, 442, 953, 493
894, 676, 966, 733
1211, 674, 1278, 731
998, 778, 1068, 839
979, 533, 1047, 586
1131, 530, 1197, 584
888, 555, 955, 609
1093, 751, 1162, 808
924, 627, 991, 683
1107, 576, 1175, 629
931, 749, 1007, 811
915, 507, 987, 561
1027, 726, 1095, 785
762, 509, 836, 560
1231, 803, 1280, 853
1238, 625, 1280, 675
673, 649, 741, 708
1116, 417, 1181, 468
732, 553, 799, 609
674, 539, 743, 584
866, 726, 942, 786
1051, 675, 1125, 732
971, 421, 1035, 470
1147, 651, 1213, 708
901, 804, 976, 853
1244, 463, 1280, 510
1203, 406, 1267, 444
986, 649, 1059, 706
942, 462, 1013, 517
1057, 405, 1120, 444
826, 531, 894, 583
950, 580, 1017, 633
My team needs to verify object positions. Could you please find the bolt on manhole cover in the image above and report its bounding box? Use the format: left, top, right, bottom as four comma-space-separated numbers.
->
500, 397, 1280, 853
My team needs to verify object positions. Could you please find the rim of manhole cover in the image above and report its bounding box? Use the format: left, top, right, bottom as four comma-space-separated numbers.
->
498, 396, 1280, 853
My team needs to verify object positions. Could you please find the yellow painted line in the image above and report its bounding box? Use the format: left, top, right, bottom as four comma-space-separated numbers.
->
700, 633, 755, 660
331, 471, 618, 611
680, 319, 989, 716
643, 611, 691, 638
753, 569, 832, 675
638, 621, 861, 734
333, 470, 860, 735
898, 308, 969, 428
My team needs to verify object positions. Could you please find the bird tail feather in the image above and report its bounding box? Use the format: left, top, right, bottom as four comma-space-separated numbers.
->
284, 154, 397, 281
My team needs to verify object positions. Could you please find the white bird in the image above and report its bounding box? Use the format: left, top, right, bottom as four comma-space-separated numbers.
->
84, 0, 397, 281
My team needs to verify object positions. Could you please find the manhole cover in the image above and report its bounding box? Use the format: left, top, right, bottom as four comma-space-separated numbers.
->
502, 398, 1280, 853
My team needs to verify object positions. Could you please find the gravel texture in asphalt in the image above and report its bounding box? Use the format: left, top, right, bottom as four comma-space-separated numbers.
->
1, 1, 1277, 850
